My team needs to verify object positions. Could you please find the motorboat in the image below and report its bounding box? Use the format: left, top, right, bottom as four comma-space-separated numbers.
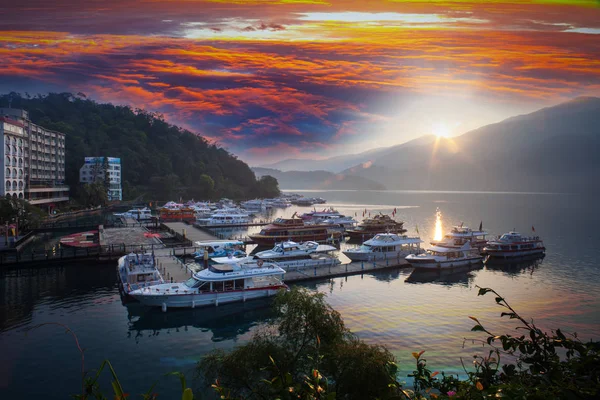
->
248, 217, 342, 246
196, 209, 251, 225
346, 214, 407, 240
129, 261, 287, 309
192, 240, 245, 261
114, 207, 153, 220
405, 242, 483, 269
300, 208, 342, 221
483, 232, 545, 259
117, 252, 164, 295
254, 241, 335, 259
240, 199, 267, 212
213, 241, 340, 270
343, 233, 423, 262
431, 225, 488, 252
267, 198, 292, 208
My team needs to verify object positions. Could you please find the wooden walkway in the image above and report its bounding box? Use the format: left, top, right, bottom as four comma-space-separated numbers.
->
163, 222, 218, 242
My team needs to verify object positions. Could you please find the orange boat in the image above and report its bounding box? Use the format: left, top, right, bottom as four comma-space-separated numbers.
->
159, 207, 196, 222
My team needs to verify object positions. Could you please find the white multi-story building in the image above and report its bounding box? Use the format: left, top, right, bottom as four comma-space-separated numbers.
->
1, 108, 68, 206
79, 157, 122, 201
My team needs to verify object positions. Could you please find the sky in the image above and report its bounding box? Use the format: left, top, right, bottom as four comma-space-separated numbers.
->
1, 1, 599, 165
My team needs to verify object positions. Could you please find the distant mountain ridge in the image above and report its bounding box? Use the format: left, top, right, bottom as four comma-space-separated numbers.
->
342, 97, 600, 193
259, 135, 436, 173
252, 168, 386, 190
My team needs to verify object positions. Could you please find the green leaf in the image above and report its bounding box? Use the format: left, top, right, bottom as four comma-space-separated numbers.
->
182, 387, 194, 400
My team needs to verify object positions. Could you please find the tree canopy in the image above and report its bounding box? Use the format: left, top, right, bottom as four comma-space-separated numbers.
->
0, 92, 280, 201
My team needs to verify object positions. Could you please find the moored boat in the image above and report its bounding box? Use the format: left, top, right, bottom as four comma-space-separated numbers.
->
483, 231, 545, 259
346, 214, 407, 241
129, 262, 287, 309
114, 207, 153, 220
405, 242, 483, 269
431, 225, 488, 252
117, 252, 164, 295
343, 233, 423, 262
248, 217, 342, 246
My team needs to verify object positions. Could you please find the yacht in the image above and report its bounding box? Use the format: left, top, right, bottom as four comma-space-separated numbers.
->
248, 217, 342, 246
346, 214, 407, 240
343, 233, 423, 262
196, 209, 251, 225
483, 232, 545, 259
192, 240, 245, 261
129, 262, 287, 309
117, 253, 164, 295
405, 242, 483, 269
268, 198, 292, 208
114, 207, 153, 220
241, 199, 266, 212
431, 225, 488, 252
213, 241, 340, 270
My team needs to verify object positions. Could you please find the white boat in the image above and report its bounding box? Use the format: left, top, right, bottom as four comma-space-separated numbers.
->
431, 225, 488, 252
241, 199, 267, 212
254, 241, 335, 259
483, 232, 545, 258
196, 209, 251, 225
114, 207, 153, 220
117, 253, 163, 295
267, 198, 292, 208
343, 233, 423, 261
213, 241, 340, 270
405, 242, 483, 269
129, 262, 287, 309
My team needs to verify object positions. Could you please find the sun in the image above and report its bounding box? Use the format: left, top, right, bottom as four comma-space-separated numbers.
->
433, 123, 451, 138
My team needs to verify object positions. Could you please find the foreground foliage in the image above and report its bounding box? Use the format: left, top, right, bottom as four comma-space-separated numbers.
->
0, 197, 46, 231
199, 288, 399, 399
0, 92, 280, 201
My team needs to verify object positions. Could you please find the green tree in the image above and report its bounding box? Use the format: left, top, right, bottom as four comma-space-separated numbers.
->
198, 288, 398, 400
77, 181, 108, 207
102, 156, 110, 195
0, 197, 45, 232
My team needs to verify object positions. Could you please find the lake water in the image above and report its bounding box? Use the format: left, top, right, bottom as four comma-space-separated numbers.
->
1, 190, 599, 399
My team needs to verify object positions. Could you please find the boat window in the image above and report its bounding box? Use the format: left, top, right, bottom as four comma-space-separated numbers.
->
184, 277, 200, 288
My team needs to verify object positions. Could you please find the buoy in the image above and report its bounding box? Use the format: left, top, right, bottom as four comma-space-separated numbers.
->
161, 303, 167, 312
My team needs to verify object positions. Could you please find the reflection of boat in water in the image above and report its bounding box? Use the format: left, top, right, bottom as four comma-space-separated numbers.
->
405, 264, 483, 286
125, 298, 274, 342
484, 254, 545, 276
483, 232, 545, 258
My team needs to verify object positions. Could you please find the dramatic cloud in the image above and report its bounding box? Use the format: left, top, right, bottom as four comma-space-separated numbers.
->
1, 1, 599, 163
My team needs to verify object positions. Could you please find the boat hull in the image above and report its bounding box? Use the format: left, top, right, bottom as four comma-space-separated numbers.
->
131, 286, 286, 308
343, 250, 412, 262
484, 248, 545, 258
406, 256, 483, 270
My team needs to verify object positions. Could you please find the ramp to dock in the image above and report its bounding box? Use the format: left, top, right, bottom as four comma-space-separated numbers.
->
163, 222, 217, 242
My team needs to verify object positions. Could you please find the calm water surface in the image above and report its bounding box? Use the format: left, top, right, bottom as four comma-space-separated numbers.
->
1, 191, 599, 399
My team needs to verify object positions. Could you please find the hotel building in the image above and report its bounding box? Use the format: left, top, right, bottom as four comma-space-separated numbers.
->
0, 108, 68, 207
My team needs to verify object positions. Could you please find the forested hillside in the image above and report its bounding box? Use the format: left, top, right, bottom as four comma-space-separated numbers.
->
0, 93, 279, 201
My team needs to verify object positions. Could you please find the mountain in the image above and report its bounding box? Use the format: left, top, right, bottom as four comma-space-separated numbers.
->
343, 97, 600, 193
252, 168, 386, 190
260, 135, 436, 173
0, 93, 280, 201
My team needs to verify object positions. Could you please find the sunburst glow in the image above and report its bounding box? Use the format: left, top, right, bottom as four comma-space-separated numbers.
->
433, 123, 451, 138
434, 208, 443, 241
